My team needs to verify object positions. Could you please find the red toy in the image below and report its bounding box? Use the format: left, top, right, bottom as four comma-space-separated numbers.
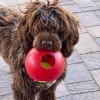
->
25, 48, 65, 82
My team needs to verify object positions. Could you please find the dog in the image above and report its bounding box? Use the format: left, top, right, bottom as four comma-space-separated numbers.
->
0, 0, 79, 100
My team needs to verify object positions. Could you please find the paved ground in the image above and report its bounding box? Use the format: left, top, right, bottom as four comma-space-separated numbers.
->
0, 0, 100, 100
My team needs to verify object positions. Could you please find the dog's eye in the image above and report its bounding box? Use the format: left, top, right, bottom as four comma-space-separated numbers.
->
58, 32, 64, 39
58, 32, 61, 37
27, 32, 34, 41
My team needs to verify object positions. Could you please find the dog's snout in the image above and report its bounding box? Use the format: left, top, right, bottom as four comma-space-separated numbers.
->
33, 33, 62, 51
42, 40, 52, 48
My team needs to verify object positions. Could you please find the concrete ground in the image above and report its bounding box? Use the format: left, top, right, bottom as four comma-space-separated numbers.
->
0, 0, 100, 100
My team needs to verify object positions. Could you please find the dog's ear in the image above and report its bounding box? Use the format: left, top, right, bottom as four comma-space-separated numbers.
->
61, 11, 79, 58
17, 16, 33, 53
17, 2, 42, 53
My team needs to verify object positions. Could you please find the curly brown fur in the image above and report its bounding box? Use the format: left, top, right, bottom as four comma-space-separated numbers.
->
0, 0, 79, 100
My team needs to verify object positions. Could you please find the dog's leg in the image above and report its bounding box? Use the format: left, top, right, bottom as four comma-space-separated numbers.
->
12, 83, 26, 100
37, 86, 57, 100
12, 81, 35, 100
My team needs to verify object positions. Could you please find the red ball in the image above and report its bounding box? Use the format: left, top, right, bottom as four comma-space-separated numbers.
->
25, 48, 65, 82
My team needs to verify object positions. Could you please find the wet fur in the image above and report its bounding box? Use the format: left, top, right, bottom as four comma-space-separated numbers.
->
0, 0, 79, 100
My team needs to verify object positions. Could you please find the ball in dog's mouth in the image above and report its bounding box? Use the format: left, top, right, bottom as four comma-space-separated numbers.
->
25, 48, 65, 82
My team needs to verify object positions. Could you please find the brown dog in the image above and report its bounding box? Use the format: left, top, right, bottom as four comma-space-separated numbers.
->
0, 0, 79, 100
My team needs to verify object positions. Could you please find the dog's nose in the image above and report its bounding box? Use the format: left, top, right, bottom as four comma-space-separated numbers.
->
42, 40, 52, 48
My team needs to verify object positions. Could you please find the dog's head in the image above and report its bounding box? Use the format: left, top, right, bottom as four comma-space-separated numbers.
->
17, 0, 79, 57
